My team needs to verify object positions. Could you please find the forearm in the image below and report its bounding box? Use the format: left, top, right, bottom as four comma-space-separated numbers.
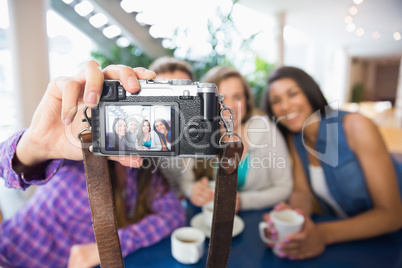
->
0, 130, 62, 190
289, 190, 314, 216
13, 147, 50, 178
13, 129, 62, 180
14, 128, 50, 168
318, 207, 402, 245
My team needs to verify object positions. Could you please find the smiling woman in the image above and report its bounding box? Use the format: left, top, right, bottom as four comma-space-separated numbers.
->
152, 119, 171, 151
261, 66, 402, 260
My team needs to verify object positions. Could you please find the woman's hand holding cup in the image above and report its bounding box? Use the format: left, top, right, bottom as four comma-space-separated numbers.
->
259, 202, 305, 258
274, 212, 326, 260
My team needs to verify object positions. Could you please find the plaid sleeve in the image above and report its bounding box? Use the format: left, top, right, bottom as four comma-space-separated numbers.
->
118, 176, 186, 257
0, 130, 63, 190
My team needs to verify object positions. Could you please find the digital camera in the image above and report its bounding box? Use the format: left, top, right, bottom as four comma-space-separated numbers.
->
90, 79, 221, 157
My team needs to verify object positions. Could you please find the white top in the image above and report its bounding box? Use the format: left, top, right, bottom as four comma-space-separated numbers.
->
150, 130, 171, 151
180, 115, 293, 210
309, 165, 348, 218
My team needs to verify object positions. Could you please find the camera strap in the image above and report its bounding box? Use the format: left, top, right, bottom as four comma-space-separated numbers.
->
205, 95, 244, 267
206, 140, 243, 267
79, 97, 243, 267
80, 131, 125, 267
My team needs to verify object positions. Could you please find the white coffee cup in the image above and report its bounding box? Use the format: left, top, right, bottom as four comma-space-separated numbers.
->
202, 200, 214, 228
258, 209, 304, 256
171, 227, 205, 264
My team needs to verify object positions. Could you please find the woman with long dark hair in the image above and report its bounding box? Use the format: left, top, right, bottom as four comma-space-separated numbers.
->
107, 117, 128, 151
152, 119, 171, 151
261, 66, 402, 260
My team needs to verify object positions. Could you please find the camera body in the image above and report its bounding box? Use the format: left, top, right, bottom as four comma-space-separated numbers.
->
91, 79, 220, 157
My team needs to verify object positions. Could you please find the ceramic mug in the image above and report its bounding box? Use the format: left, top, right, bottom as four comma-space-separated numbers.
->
171, 227, 205, 264
259, 209, 304, 256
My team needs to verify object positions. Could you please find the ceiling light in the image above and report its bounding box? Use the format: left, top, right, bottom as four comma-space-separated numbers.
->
117, 37, 130, 47
162, 39, 173, 49
120, 0, 143, 13
103, 25, 122, 39
372, 31, 380, 39
149, 25, 161, 38
349, 6, 358, 16
62, 0, 74, 4
346, 23, 356, 32
394, 32, 401, 41
74, 1, 94, 17
89, 13, 109, 28
344, 16, 353, 24
353, 0, 363, 5
356, 28, 365, 36
135, 12, 155, 25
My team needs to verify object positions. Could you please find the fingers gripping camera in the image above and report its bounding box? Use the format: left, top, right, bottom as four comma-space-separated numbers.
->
90, 79, 221, 157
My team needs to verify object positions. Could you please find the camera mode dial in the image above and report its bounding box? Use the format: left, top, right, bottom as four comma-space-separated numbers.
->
185, 121, 205, 142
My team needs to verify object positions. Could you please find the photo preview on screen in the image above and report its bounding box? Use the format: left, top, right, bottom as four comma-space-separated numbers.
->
105, 104, 174, 153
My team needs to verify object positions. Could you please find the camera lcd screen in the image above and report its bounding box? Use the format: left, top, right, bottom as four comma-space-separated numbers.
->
103, 103, 177, 155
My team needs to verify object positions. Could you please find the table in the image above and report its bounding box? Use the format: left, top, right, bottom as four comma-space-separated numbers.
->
123, 200, 402, 268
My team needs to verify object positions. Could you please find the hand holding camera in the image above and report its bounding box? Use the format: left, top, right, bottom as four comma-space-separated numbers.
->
14, 61, 156, 171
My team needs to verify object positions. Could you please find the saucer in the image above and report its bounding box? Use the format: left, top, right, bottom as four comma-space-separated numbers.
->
190, 213, 244, 238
